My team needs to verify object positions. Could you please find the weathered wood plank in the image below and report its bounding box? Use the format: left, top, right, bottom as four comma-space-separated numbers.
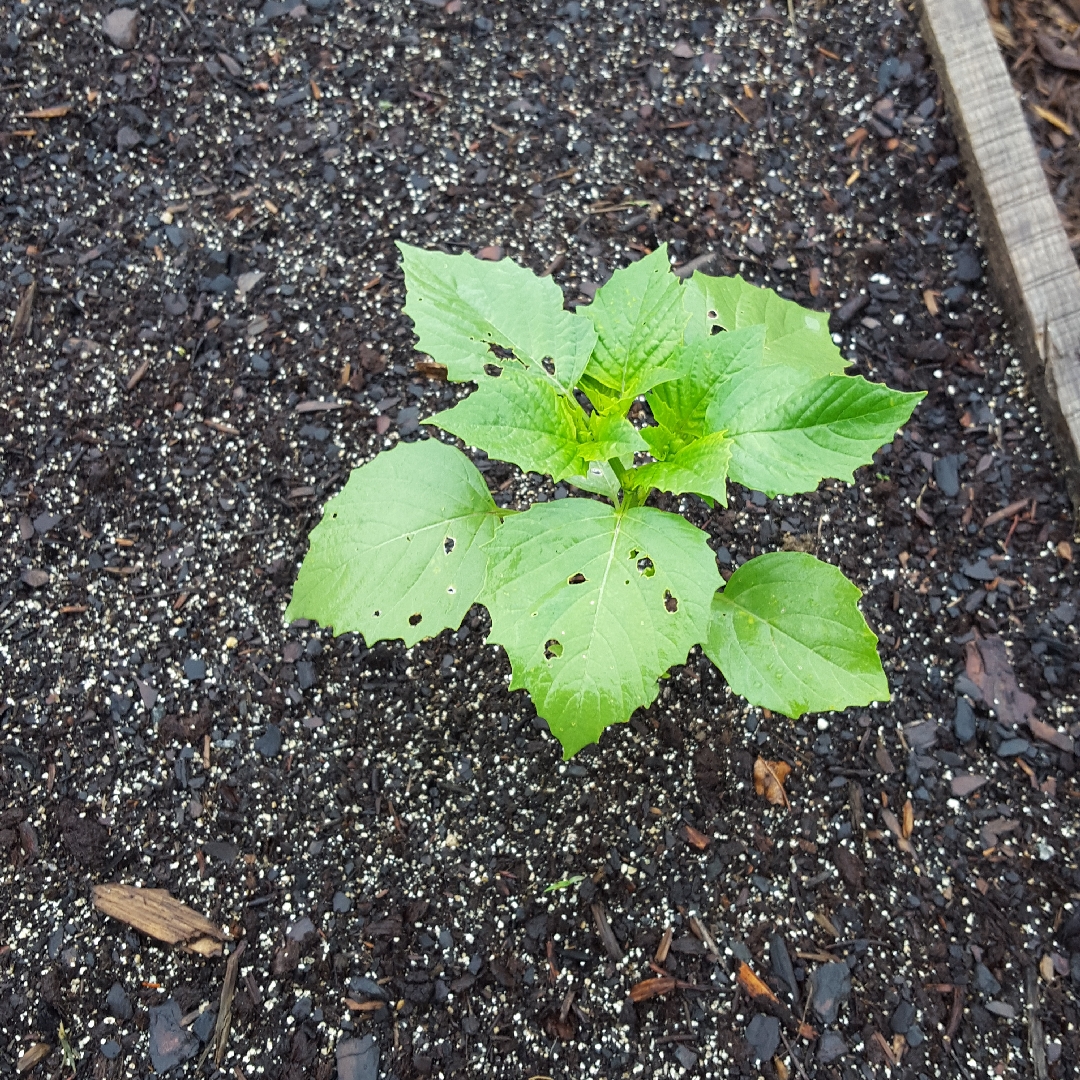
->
919, 0, 1080, 508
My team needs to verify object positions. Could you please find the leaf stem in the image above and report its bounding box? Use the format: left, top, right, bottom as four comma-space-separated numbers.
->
609, 458, 650, 509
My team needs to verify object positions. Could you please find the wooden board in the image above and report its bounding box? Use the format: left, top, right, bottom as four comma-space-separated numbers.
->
919, 0, 1080, 509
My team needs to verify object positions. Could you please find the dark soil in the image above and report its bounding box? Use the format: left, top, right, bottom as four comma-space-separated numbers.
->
2, 1, 1079, 1079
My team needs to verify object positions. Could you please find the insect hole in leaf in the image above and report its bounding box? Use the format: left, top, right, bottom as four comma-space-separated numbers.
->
568, 573, 586, 585
664, 590, 678, 613
483, 363, 503, 377
409, 613, 422, 626
541, 357, 555, 375
544, 638, 563, 659
444, 536, 455, 553
637, 556, 655, 576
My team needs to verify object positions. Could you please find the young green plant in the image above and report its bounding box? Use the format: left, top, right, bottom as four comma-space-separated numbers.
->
288, 244, 923, 756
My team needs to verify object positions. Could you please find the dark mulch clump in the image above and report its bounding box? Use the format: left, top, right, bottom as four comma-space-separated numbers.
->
2, 1, 1078, 1078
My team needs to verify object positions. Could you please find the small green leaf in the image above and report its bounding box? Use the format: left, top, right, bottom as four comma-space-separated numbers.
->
579, 245, 688, 399
684, 272, 848, 377
648, 326, 766, 438
427, 366, 588, 481
704, 551, 889, 718
578, 372, 630, 416
399, 242, 596, 390
543, 874, 585, 894
580, 410, 648, 461
428, 369, 647, 483
563, 459, 623, 501
483, 500, 720, 756
707, 372, 925, 496
640, 423, 686, 461
286, 439, 500, 647
629, 431, 732, 505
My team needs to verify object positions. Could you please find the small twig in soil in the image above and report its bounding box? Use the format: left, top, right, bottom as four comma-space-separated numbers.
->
946, 1039, 975, 1080
591, 903, 624, 961
198, 939, 246, 1069
779, 1028, 811, 1080
945, 984, 964, 1043
1026, 964, 1049, 1080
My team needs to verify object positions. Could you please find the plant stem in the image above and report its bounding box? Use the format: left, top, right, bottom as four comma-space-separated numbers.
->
609, 459, 650, 509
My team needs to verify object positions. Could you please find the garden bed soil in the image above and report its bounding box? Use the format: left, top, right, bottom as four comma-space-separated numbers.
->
2, 1, 1079, 1078
989, 0, 1080, 258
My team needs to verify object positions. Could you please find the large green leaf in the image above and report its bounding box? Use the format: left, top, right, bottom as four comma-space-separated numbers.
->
579, 245, 688, 400
427, 367, 647, 483
707, 372, 924, 496
399, 242, 596, 391
483, 500, 720, 756
629, 431, 732, 505
286, 439, 500, 647
684, 272, 848, 377
704, 551, 889, 717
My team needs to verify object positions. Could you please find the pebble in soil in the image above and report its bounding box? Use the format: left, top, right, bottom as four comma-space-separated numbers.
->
1, 0, 1079, 1078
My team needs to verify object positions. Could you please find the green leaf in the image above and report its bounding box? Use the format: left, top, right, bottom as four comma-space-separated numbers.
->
426, 366, 587, 481
640, 423, 685, 462
427, 368, 647, 483
579, 245, 688, 399
286, 439, 500, 647
543, 874, 584, 894
706, 372, 924, 496
578, 372, 630, 416
704, 551, 889, 718
629, 431, 732, 505
684, 272, 848, 377
581, 410, 648, 461
564, 459, 623, 501
483, 500, 720, 756
648, 325, 767, 439
399, 242, 596, 391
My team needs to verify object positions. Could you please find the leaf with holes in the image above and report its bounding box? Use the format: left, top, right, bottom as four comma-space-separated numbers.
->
481, 499, 719, 756
286, 439, 500, 647
706, 371, 924, 497
399, 242, 596, 391
578, 244, 688, 401
684, 271, 848, 377
704, 551, 889, 718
